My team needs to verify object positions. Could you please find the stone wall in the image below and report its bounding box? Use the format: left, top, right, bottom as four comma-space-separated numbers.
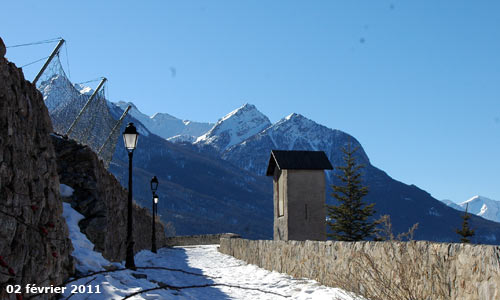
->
0, 37, 74, 299
219, 238, 500, 300
52, 135, 167, 262
165, 233, 240, 247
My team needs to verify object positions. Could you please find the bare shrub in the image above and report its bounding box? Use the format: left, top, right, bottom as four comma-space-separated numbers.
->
164, 221, 176, 237
330, 215, 450, 300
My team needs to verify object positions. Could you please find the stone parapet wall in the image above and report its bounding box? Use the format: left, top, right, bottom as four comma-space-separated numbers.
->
166, 233, 240, 246
219, 238, 500, 300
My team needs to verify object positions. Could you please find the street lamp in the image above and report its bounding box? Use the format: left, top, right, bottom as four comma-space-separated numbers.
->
151, 176, 159, 253
151, 176, 158, 192
123, 123, 139, 269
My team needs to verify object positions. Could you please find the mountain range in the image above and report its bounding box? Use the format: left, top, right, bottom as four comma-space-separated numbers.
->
115, 101, 213, 142
40, 76, 500, 244
442, 196, 500, 223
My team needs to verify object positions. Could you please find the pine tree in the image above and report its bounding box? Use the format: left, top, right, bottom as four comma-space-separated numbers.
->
327, 142, 377, 241
456, 203, 475, 243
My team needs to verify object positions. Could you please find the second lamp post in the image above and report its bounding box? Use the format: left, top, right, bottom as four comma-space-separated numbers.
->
150, 176, 159, 253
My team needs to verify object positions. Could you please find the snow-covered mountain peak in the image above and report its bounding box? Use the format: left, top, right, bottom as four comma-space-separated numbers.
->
151, 112, 180, 122
460, 196, 500, 221
443, 195, 500, 223
275, 112, 314, 127
116, 101, 137, 110
284, 112, 301, 121
39, 74, 78, 112
113, 101, 213, 140
462, 195, 492, 205
221, 103, 260, 121
195, 104, 272, 151
73, 83, 94, 96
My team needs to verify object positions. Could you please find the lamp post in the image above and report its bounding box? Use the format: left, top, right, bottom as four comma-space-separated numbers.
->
151, 176, 159, 253
123, 123, 139, 269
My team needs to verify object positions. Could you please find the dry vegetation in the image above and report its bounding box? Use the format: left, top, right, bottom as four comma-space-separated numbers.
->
331, 215, 451, 300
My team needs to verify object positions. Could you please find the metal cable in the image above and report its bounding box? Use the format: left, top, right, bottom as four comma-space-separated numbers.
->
20, 56, 50, 68
6, 37, 62, 48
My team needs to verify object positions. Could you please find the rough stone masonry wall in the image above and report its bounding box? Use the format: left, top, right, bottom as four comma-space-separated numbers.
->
51, 135, 167, 262
0, 38, 74, 299
219, 238, 500, 300
165, 233, 240, 247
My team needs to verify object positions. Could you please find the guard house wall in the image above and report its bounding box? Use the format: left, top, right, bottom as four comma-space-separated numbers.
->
273, 168, 326, 241
287, 170, 326, 241
273, 168, 288, 240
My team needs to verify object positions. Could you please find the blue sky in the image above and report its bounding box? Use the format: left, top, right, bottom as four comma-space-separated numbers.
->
2, 1, 499, 203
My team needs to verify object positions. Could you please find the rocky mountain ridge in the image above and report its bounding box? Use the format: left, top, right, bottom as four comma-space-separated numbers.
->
222, 112, 369, 176
443, 196, 500, 223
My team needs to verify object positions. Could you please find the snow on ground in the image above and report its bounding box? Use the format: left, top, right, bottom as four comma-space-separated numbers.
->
62, 202, 118, 274
61, 204, 356, 300
60, 184, 75, 197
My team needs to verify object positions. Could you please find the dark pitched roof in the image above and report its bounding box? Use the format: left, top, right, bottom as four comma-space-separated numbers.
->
266, 150, 333, 176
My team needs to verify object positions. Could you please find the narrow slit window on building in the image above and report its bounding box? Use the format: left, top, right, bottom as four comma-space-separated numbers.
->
305, 204, 308, 220
278, 177, 284, 217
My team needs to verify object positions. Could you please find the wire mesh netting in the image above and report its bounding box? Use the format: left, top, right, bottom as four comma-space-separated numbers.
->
36, 54, 126, 169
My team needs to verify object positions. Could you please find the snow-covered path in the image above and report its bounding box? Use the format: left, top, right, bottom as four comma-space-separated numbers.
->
61, 203, 356, 300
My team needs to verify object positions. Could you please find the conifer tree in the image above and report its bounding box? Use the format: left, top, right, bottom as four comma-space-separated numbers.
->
456, 203, 475, 243
327, 142, 377, 241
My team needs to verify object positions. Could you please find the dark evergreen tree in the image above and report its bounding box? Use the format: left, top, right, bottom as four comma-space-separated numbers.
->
327, 142, 377, 241
456, 203, 475, 243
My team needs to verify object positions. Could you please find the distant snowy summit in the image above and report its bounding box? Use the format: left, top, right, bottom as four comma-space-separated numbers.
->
194, 103, 272, 151
442, 196, 500, 223
115, 101, 213, 141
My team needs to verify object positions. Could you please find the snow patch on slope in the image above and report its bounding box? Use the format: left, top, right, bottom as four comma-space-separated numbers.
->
59, 184, 74, 197
167, 134, 196, 143
62, 203, 113, 273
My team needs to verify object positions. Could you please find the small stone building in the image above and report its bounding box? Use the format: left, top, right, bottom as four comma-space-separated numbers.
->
266, 150, 333, 241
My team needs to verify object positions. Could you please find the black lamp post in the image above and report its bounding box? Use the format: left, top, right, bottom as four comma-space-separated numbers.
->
123, 123, 139, 269
151, 176, 159, 253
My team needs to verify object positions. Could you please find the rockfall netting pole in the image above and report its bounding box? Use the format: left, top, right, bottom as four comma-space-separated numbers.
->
97, 105, 132, 156
32, 39, 65, 85
66, 77, 107, 136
